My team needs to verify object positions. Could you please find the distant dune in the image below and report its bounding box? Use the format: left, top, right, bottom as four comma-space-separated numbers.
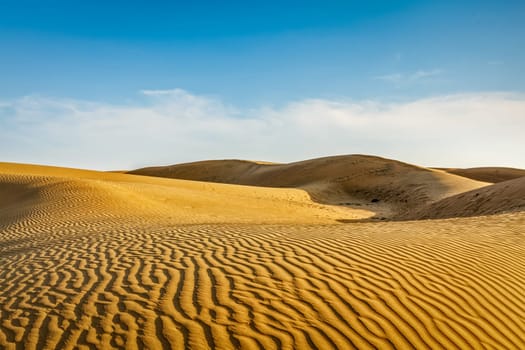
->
403, 176, 525, 220
129, 155, 489, 219
436, 166, 525, 183
1, 158, 524, 349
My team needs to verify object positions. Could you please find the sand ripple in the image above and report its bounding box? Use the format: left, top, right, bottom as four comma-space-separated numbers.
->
1, 214, 524, 349
0, 164, 523, 349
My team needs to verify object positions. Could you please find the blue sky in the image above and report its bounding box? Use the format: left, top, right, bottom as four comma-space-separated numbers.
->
1, 1, 524, 168
2, 0, 524, 104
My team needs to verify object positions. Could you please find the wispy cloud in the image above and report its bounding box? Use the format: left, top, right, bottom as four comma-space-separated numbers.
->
411, 69, 442, 79
1, 90, 524, 169
374, 69, 443, 84
374, 73, 403, 83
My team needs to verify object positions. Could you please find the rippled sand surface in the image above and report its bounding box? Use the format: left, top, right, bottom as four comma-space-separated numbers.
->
1, 163, 524, 349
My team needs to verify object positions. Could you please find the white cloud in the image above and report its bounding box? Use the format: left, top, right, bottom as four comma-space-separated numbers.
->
411, 69, 442, 80
374, 73, 404, 83
0, 90, 524, 170
375, 69, 443, 84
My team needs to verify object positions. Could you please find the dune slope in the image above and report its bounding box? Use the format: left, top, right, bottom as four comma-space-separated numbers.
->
129, 155, 489, 218
0, 163, 368, 227
437, 166, 525, 183
1, 162, 524, 349
403, 176, 525, 220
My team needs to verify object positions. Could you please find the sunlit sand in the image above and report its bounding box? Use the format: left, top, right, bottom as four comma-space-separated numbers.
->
1, 156, 524, 349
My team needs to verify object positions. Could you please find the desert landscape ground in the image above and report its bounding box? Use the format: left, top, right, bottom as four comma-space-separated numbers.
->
1, 155, 524, 349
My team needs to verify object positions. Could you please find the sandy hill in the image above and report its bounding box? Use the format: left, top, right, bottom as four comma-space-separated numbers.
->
129, 155, 489, 218
403, 176, 525, 220
436, 166, 525, 183
0, 162, 369, 228
1, 160, 524, 349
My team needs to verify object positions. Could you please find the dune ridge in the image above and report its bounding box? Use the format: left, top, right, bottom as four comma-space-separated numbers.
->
128, 155, 489, 219
1, 160, 524, 349
437, 167, 525, 183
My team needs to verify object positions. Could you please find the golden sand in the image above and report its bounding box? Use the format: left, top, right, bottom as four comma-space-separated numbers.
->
129, 155, 490, 219
437, 166, 525, 183
1, 161, 524, 349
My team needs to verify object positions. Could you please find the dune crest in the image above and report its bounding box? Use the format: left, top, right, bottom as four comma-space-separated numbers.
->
129, 155, 490, 218
437, 166, 525, 183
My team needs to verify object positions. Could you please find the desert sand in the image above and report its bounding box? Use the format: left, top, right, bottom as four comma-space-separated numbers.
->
436, 167, 525, 183
129, 155, 490, 219
1, 156, 524, 349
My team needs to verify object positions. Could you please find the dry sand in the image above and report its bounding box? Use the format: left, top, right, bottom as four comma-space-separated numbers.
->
129, 155, 489, 219
1, 159, 524, 349
436, 167, 525, 183
404, 176, 525, 220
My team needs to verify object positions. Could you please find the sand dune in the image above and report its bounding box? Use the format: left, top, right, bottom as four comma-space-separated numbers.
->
0, 163, 368, 226
1, 160, 524, 349
436, 166, 525, 183
403, 176, 525, 220
129, 155, 489, 218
